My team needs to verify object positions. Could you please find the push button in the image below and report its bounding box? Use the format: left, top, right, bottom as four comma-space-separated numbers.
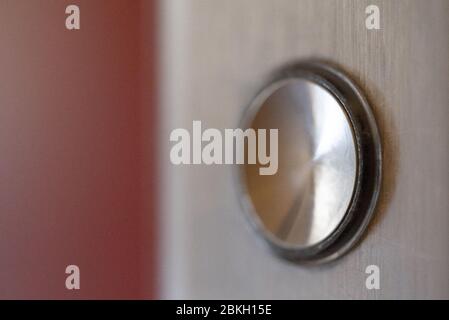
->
237, 62, 382, 263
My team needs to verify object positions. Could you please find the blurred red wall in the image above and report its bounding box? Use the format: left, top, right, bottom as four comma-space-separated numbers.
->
0, 0, 156, 299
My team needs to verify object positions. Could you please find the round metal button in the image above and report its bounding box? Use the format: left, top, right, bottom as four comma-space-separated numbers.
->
238, 62, 382, 263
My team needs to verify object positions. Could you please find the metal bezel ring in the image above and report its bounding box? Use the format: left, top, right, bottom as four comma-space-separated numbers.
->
236, 61, 382, 264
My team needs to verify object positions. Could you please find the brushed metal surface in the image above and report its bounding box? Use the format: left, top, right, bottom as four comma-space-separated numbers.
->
242, 77, 358, 251
160, 0, 449, 299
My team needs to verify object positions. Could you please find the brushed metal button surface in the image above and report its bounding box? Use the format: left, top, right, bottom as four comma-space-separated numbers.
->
237, 62, 382, 263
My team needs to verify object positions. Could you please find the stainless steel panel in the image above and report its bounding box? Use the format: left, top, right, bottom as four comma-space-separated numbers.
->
160, 0, 449, 299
